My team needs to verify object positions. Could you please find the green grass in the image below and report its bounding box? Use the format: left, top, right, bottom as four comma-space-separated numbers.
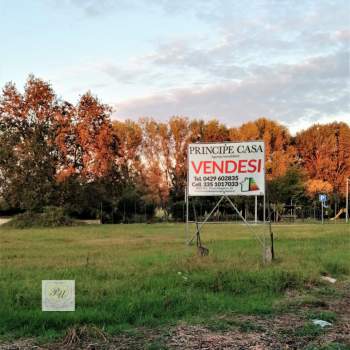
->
0, 222, 349, 341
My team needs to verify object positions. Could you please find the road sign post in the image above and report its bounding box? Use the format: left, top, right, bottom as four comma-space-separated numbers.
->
319, 194, 327, 225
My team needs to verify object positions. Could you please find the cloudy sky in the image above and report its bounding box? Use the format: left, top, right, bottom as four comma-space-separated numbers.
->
1, 0, 349, 133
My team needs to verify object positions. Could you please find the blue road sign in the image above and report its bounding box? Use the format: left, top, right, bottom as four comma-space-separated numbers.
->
319, 194, 327, 202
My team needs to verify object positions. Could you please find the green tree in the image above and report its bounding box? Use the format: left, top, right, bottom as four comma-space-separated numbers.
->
268, 167, 306, 221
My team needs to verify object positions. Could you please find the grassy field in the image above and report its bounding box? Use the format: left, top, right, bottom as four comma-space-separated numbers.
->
0, 222, 349, 347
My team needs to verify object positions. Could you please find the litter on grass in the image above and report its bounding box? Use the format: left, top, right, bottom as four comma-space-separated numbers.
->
320, 276, 337, 284
312, 319, 332, 328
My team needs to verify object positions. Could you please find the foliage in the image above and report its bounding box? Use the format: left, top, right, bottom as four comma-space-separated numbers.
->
268, 167, 306, 204
0, 77, 60, 211
1, 76, 349, 221
305, 179, 333, 198
296, 123, 350, 197
230, 118, 296, 180
3, 207, 74, 228
110, 185, 156, 223
169, 200, 186, 221
0, 198, 23, 216
0, 76, 115, 214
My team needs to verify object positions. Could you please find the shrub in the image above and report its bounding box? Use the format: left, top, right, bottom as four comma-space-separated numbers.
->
4, 206, 74, 229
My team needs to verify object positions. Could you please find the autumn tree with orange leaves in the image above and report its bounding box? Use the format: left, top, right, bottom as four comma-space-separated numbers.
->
0, 76, 62, 210
0, 77, 115, 212
296, 122, 350, 198
1, 76, 349, 221
229, 118, 296, 180
112, 120, 143, 181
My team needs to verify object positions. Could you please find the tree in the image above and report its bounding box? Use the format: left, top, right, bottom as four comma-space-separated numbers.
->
73, 93, 114, 180
229, 118, 295, 179
0, 77, 116, 214
296, 122, 350, 198
202, 119, 229, 142
139, 117, 229, 208
305, 179, 333, 199
1, 75, 349, 222
268, 167, 305, 203
139, 118, 170, 209
268, 167, 306, 221
112, 119, 143, 181
0, 76, 61, 211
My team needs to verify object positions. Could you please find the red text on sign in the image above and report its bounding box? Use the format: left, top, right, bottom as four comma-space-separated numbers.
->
191, 159, 262, 174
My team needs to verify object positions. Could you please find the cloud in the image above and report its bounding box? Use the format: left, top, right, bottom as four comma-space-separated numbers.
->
145, 37, 248, 80
53, 0, 133, 16
154, 1, 350, 62
97, 63, 151, 84
47, 0, 349, 133
113, 50, 350, 130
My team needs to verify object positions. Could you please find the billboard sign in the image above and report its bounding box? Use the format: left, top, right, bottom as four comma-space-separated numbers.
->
187, 141, 265, 196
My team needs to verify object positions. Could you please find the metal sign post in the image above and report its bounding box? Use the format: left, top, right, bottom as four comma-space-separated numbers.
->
187, 196, 226, 245
185, 187, 189, 242
346, 178, 349, 224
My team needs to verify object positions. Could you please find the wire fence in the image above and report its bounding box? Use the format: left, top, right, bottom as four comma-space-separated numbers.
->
99, 199, 349, 225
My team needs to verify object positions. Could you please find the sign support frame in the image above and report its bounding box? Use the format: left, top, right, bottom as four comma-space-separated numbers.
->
185, 193, 267, 263
185, 140, 268, 263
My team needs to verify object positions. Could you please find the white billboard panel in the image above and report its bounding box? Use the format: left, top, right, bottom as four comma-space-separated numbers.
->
187, 141, 265, 196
